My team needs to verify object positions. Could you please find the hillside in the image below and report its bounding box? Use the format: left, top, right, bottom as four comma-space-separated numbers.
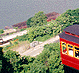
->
0, 8, 79, 73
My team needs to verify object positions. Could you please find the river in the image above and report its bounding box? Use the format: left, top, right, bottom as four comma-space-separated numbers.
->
0, 0, 79, 29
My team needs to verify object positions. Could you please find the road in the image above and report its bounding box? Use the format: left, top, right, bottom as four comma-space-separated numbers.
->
21, 35, 60, 57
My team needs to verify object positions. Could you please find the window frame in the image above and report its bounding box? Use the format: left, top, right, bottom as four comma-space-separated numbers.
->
61, 41, 67, 54
74, 46, 79, 59
67, 43, 74, 57
61, 41, 79, 59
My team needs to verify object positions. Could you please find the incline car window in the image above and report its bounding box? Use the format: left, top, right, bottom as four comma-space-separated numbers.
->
68, 44, 73, 57
75, 46, 79, 59
61, 41, 79, 59
62, 42, 67, 54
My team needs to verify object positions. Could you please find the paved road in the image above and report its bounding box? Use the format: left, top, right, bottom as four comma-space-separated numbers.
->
21, 35, 60, 57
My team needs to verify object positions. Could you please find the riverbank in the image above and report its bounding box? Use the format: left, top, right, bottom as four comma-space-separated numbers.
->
1, 0, 79, 29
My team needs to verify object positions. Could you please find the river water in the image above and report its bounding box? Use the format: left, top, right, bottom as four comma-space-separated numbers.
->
0, 0, 79, 29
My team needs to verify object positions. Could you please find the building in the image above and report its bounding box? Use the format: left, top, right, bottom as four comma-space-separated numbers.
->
59, 24, 79, 70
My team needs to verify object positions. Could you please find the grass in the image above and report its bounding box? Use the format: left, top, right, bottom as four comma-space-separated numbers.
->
3, 40, 30, 53
35, 34, 54, 42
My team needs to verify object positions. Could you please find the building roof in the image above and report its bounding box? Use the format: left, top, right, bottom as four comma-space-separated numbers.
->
59, 32, 79, 44
63, 24, 79, 35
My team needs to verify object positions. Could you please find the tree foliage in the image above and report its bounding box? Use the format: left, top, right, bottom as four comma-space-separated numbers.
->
27, 8, 79, 42
2, 42, 64, 73
26, 17, 33, 27
28, 42, 64, 73
53, 8, 79, 32
13, 9, 79, 43
1, 8, 79, 73
2, 50, 35, 73
0, 29, 4, 34
0, 47, 3, 72
27, 21, 60, 42
30, 11, 47, 27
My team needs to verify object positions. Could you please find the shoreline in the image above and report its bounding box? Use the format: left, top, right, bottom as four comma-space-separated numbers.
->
0, 12, 60, 30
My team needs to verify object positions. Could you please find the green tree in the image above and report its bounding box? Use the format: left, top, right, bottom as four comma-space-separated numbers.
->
48, 8, 79, 33
29, 43, 64, 73
26, 17, 33, 27
0, 47, 3, 72
2, 50, 35, 73
2, 42, 64, 73
30, 11, 47, 27
0, 29, 4, 34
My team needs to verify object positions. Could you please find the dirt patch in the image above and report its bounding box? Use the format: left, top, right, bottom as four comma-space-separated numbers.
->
12, 41, 30, 54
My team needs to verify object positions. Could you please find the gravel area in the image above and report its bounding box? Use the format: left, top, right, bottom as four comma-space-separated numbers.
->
21, 35, 59, 57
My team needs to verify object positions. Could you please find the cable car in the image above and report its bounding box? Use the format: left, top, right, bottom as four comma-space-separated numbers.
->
59, 24, 79, 70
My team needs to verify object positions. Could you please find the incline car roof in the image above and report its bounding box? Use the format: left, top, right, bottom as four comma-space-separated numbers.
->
63, 24, 79, 35
59, 32, 79, 44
